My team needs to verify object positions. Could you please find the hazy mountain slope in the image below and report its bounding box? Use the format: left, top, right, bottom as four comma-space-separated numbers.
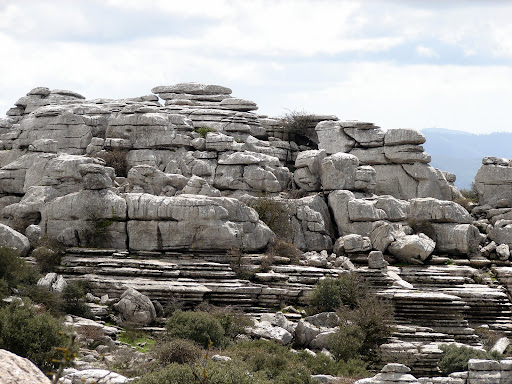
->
421, 128, 512, 189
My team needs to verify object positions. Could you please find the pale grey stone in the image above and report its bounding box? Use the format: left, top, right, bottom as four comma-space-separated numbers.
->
25, 224, 42, 244
320, 152, 359, 190
432, 223, 482, 254
495, 243, 510, 260
343, 125, 384, 147
315, 120, 356, 154
219, 98, 258, 111
368, 250, 389, 269
152, 83, 232, 95
59, 368, 129, 384
246, 320, 293, 345
334, 234, 372, 253
37, 272, 68, 293
388, 234, 435, 263
475, 163, 512, 208
384, 129, 426, 146
408, 198, 472, 224
375, 195, 409, 221
384, 144, 431, 164
113, 287, 156, 326
347, 199, 386, 221
0, 349, 51, 384
0, 223, 30, 256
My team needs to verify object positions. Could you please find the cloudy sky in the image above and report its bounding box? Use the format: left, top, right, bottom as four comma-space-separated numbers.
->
1, 0, 511, 134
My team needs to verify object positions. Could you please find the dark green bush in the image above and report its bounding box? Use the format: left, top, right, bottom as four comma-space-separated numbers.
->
195, 302, 252, 341
0, 247, 38, 296
332, 295, 394, 363
132, 360, 260, 384
166, 310, 225, 347
194, 126, 217, 138
439, 344, 502, 375
308, 274, 367, 313
24, 285, 65, 316
297, 352, 370, 378
0, 299, 69, 372
32, 246, 62, 273
249, 197, 291, 239
62, 281, 92, 318
280, 110, 314, 136
151, 337, 203, 366
225, 339, 313, 384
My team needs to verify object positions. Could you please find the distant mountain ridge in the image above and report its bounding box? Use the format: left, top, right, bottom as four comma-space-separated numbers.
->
421, 128, 512, 189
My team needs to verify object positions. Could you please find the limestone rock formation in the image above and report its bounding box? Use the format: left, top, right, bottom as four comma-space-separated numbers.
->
0, 348, 51, 384
113, 287, 156, 326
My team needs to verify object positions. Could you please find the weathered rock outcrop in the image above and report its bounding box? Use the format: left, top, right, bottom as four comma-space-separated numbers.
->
0, 349, 51, 384
475, 157, 512, 208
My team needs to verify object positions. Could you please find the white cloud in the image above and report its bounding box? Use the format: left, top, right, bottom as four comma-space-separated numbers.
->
2, 0, 512, 136
416, 45, 439, 58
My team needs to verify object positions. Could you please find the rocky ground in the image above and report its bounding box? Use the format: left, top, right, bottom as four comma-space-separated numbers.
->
1, 82, 512, 383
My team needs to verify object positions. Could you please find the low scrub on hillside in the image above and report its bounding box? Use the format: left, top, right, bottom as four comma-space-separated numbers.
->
0, 299, 70, 373
309, 274, 394, 364
0, 247, 39, 298
439, 344, 502, 375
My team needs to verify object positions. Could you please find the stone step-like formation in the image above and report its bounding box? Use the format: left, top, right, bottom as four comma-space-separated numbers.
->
58, 248, 346, 310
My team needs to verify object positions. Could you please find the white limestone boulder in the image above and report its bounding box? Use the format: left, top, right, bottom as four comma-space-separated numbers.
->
388, 234, 435, 264
126, 193, 273, 252
0, 223, 30, 256
113, 287, 156, 326
0, 349, 51, 384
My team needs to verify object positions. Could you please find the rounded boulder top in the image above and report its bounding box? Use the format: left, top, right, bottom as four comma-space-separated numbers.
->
151, 82, 232, 95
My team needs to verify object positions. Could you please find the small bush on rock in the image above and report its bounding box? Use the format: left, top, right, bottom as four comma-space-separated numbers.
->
32, 246, 62, 273
0, 299, 69, 372
439, 344, 502, 375
249, 197, 291, 239
297, 352, 370, 379
194, 126, 217, 138
225, 339, 313, 384
62, 281, 92, 318
97, 149, 129, 177
151, 337, 203, 366
132, 361, 259, 384
0, 247, 38, 297
166, 310, 225, 348
308, 274, 367, 313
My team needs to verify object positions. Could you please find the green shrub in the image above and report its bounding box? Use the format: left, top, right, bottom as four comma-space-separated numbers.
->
438, 344, 502, 375
308, 274, 367, 313
62, 281, 92, 318
249, 197, 291, 239
297, 352, 370, 378
0, 278, 8, 298
32, 246, 62, 273
195, 302, 252, 341
151, 337, 203, 366
132, 360, 261, 384
333, 296, 394, 363
225, 339, 313, 384
97, 149, 129, 177
0, 299, 69, 372
194, 126, 217, 138
24, 285, 65, 316
0, 247, 38, 296
166, 310, 225, 347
